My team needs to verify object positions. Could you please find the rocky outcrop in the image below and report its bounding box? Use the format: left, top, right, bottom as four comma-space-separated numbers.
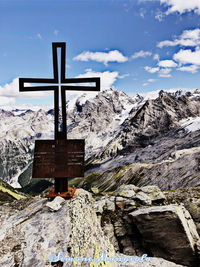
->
0, 189, 116, 267
0, 187, 192, 267
0, 177, 26, 202
0, 108, 51, 187
164, 187, 200, 236
129, 205, 199, 266
67, 88, 138, 159
94, 185, 200, 266
82, 147, 200, 192
115, 184, 166, 205
68, 88, 136, 139
94, 93, 200, 162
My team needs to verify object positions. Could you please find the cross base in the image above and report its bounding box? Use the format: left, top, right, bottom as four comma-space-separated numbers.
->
45, 187, 76, 199
45, 178, 76, 198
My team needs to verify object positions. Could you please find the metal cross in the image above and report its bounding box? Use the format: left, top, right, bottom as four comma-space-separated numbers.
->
19, 43, 100, 196
19, 42, 100, 140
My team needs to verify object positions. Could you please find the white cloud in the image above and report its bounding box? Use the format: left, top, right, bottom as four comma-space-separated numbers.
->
148, 78, 157, 82
0, 96, 16, 106
145, 65, 173, 77
37, 33, 42, 39
138, 0, 159, 2
177, 65, 199, 73
159, 68, 171, 74
73, 50, 128, 66
153, 54, 160, 61
0, 78, 52, 99
173, 47, 200, 65
0, 78, 20, 97
139, 8, 146, 18
142, 78, 157, 87
157, 28, 200, 48
140, 12, 145, 18
0, 72, 120, 108
161, 0, 200, 15
118, 73, 130, 79
155, 11, 165, 21
181, 29, 200, 40
159, 74, 171, 78
143, 83, 148, 86
0, 102, 51, 111
158, 59, 177, 67
144, 66, 160, 73
159, 68, 172, 77
76, 69, 119, 90
158, 40, 176, 48
0, 78, 54, 108
131, 50, 152, 59
54, 30, 59, 36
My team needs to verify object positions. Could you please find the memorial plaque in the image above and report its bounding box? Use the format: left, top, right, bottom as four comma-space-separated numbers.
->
32, 139, 84, 178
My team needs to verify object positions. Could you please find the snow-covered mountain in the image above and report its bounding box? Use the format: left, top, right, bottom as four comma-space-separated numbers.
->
93, 90, 200, 162
0, 87, 200, 188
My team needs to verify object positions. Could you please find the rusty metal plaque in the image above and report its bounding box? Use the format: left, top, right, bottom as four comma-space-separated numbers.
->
32, 139, 85, 178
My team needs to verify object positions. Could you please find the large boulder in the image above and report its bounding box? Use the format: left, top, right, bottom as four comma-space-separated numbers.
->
184, 198, 200, 235
129, 204, 199, 266
115, 184, 138, 198
0, 189, 116, 267
140, 185, 166, 203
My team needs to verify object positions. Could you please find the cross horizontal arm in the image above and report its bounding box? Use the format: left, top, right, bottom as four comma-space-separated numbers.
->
62, 77, 100, 84
61, 86, 100, 91
62, 77, 100, 91
19, 77, 100, 91
19, 78, 57, 92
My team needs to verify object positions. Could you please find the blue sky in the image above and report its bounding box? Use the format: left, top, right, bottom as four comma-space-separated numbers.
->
1, 0, 200, 108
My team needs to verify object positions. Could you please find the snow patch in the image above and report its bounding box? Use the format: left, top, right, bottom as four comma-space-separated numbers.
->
179, 117, 200, 132
128, 88, 197, 102
67, 91, 99, 111
9, 175, 22, 188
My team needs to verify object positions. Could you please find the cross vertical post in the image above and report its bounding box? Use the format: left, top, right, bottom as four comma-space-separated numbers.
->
19, 42, 100, 197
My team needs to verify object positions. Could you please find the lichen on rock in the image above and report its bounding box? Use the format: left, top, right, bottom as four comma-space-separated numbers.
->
0, 189, 116, 267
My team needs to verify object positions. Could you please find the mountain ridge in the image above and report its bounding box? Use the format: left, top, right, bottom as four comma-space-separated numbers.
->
0, 87, 200, 189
